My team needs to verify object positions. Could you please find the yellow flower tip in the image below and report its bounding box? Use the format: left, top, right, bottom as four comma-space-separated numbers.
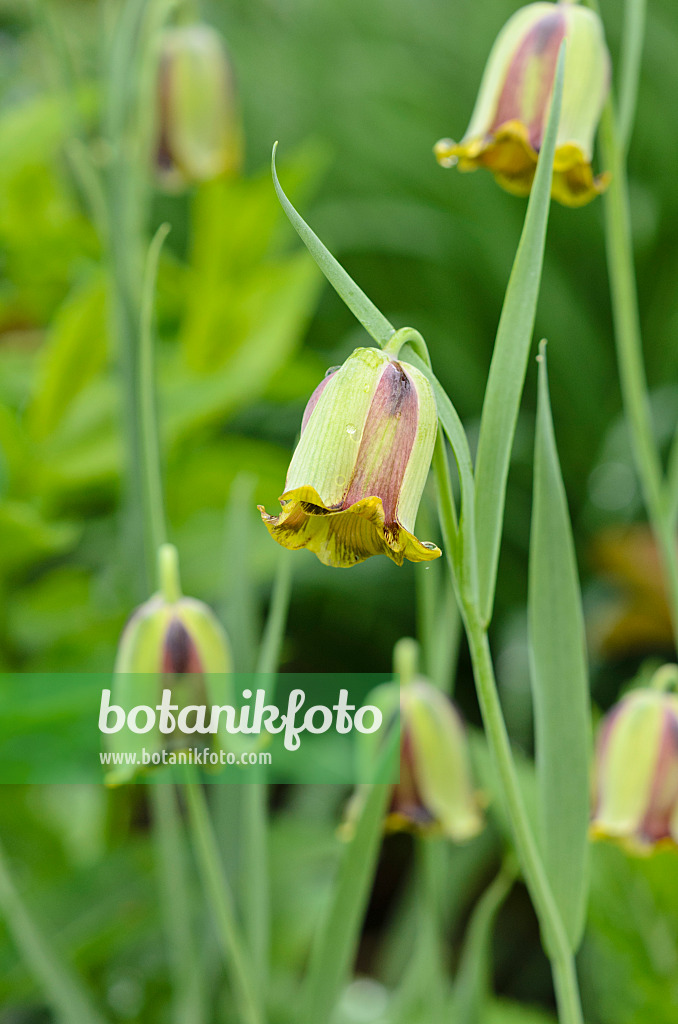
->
433, 137, 459, 168
258, 485, 441, 569
440, 121, 608, 206
438, 2, 611, 207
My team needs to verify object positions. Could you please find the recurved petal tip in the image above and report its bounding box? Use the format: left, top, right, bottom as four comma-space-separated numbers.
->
259, 487, 441, 569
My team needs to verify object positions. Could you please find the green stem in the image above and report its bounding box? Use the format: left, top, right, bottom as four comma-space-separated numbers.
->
151, 786, 205, 1024
463, 614, 583, 1024
255, 551, 294, 676
599, 102, 678, 649
618, 0, 647, 154
0, 840, 107, 1024
140, 223, 171, 569
185, 778, 265, 1024
433, 461, 583, 1024
238, 551, 295, 992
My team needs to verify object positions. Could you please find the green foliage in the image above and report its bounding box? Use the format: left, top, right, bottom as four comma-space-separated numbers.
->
528, 348, 591, 951
0, 0, 677, 1020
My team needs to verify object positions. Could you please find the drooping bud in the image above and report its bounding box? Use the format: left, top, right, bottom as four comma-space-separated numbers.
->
108, 544, 232, 783
155, 24, 242, 190
345, 640, 484, 842
434, 2, 610, 207
258, 347, 440, 568
591, 667, 678, 852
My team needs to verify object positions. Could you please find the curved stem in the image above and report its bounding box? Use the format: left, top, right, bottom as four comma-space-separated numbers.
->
599, 100, 678, 649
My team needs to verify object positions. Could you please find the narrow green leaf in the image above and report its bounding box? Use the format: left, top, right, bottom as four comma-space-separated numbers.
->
474, 45, 565, 625
272, 142, 396, 347
302, 728, 399, 1024
528, 343, 591, 951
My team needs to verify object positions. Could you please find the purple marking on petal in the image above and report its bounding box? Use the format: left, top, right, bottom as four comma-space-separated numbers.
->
301, 371, 337, 433
343, 361, 418, 523
491, 11, 566, 149
162, 617, 203, 674
638, 706, 678, 844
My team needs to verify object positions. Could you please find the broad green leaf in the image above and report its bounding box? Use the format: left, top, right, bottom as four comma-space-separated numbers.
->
28, 274, 107, 440
0, 502, 77, 575
474, 47, 565, 625
528, 345, 591, 951
583, 841, 678, 1024
167, 253, 320, 440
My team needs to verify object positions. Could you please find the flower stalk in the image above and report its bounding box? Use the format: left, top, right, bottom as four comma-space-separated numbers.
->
596, 7, 678, 650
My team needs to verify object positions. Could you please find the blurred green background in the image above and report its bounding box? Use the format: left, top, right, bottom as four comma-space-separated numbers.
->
0, 0, 677, 1020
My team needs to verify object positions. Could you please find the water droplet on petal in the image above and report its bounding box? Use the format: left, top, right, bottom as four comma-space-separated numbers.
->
336, 475, 346, 487
421, 541, 437, 550
346, 424, 357, 436
325, 365, 341, 377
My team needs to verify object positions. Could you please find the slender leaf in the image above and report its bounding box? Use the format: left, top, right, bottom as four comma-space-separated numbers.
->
272, 142, 395, 347
474, 45, 565, 624
528, 343, 591, 951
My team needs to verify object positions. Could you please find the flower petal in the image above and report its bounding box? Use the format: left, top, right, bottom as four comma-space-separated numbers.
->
258, 486, 440, 568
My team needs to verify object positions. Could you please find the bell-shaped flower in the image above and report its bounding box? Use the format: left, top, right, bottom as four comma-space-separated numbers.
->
434, 1, 610, 206
107, 544, 232, 783
591, 670, 678, 851
345, 644, 484, 843
155, 24, 242, 190
258, 347, 441, 568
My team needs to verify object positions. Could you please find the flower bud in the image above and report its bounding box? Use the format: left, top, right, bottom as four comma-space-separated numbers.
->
345, 645, 484, 842
258, 347, 441, 568
434, 2, 610, 206
591, 670, 678, 851
107, 545, 232, 783
155, 24, 242, 190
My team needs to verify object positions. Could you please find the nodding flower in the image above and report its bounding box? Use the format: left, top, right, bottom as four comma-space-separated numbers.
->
259, 347, 441, 568
108, 544, 232, 783
344, 640, 484, 843
434, 1, 610, 207
155, 23, 242, 190
591, 667, 678, 853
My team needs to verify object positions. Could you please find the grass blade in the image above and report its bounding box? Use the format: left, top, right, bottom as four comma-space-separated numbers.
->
528, 343, 591, 951
272, 142, 395, 347
474, 45, 565, 624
